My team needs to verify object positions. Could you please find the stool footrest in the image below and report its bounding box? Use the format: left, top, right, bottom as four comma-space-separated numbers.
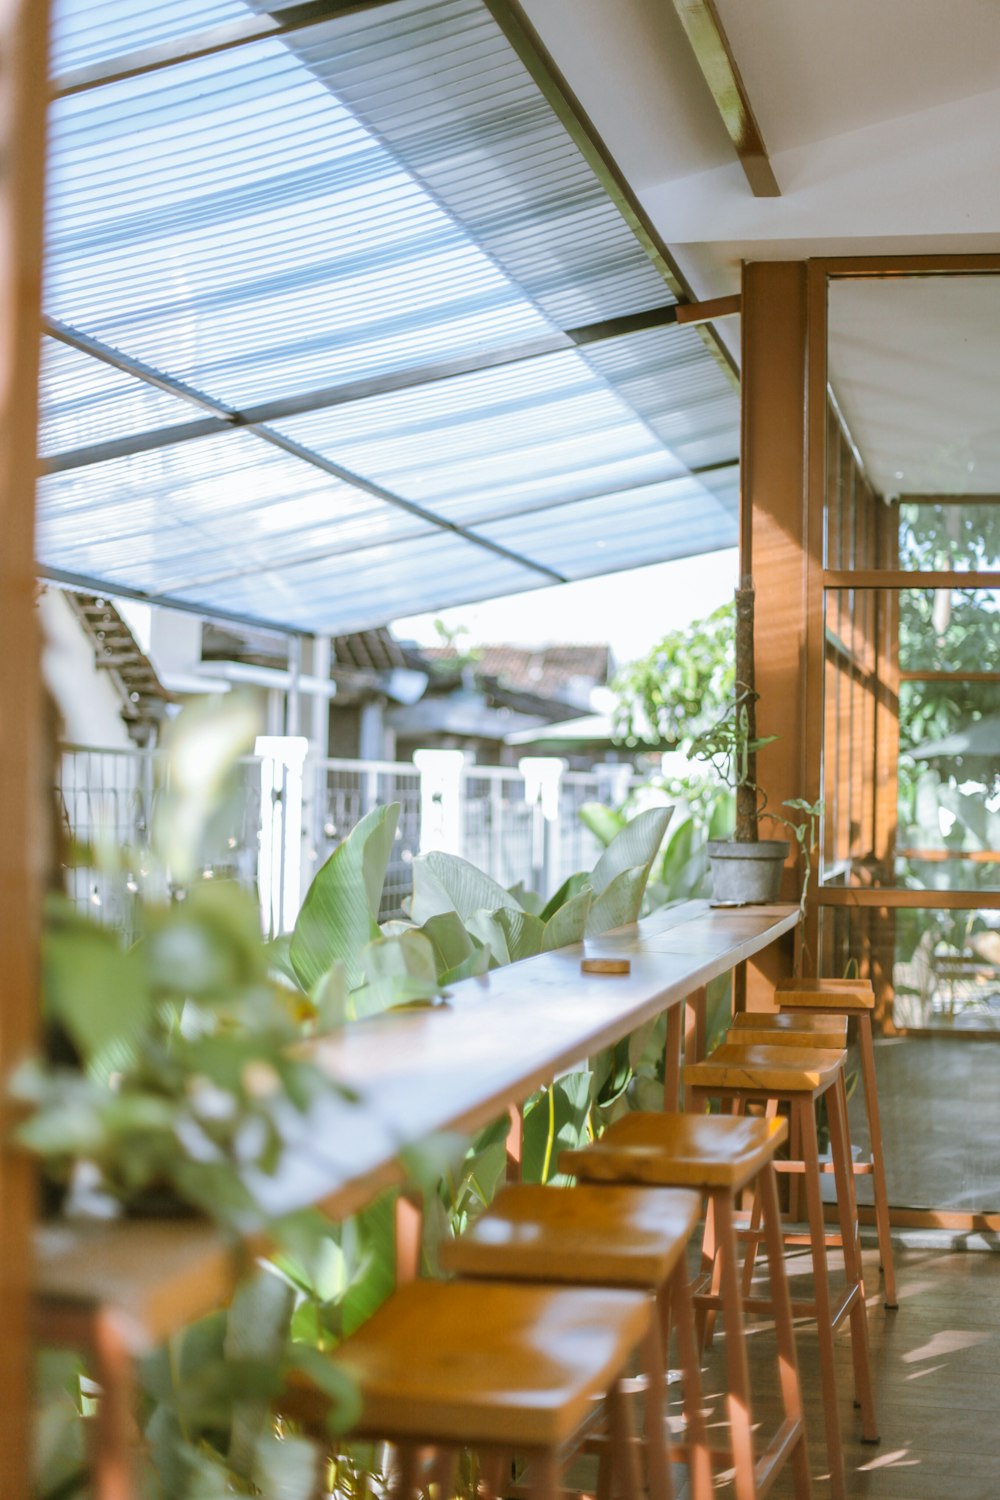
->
738, 1282, 863, 1330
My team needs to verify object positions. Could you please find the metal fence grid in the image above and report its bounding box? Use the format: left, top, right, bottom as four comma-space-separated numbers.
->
56, 747, 631, 936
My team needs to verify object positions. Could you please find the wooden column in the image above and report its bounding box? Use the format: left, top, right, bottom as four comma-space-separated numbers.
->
0, 1, 50, 1493
740, 262, 813, 1003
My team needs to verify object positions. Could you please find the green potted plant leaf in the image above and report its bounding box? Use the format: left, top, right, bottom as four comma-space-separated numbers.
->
687, 580, 790, 902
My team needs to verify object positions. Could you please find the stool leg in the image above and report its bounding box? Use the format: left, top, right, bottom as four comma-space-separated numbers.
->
430, 1448, 457, 1500
607, 1376, 645, 1500
797, 1096, 847, 1500
857, 1012, 898, 1307
713, 1191, 758, 1500
757, 1159, 813, 1500
529, 1450, 561, 1500
638, 1322, 675, 1500
668, 1266, 713, 1500
828, 1071, 879, 1444
739, 1098, 779, 1298
663, 1002, 684, 1111
390, 1442, 420, 1500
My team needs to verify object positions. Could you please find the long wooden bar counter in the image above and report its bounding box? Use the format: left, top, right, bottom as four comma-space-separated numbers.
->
34, 899, 798, 1500
35, 899, 798, 1349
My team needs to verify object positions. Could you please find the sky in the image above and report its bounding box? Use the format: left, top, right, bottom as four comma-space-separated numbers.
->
393, 546, 739, 668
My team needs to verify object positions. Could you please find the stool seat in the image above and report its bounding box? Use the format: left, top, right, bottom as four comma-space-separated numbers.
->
561, 1112, 787, 1194
440, 1184, 701, 1287
729, 1012, 848, 1050
776, 977, 875, 1010
684, 1042, 846, 1094
331, 1279, 651, 1447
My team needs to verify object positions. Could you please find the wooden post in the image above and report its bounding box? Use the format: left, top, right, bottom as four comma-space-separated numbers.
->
740, 262, 811, 1004
0, 2, 50, 1492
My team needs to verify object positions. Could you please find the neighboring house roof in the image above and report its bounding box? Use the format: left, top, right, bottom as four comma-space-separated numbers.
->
424, 643, 612, 707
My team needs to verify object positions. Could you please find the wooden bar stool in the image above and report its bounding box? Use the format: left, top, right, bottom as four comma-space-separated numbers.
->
309, 1280, 662, 1500
440, 1182, 711, 1500
684, 1043, 878, 1500
774, 977, 897, 1308
560, 1114, 812, 1500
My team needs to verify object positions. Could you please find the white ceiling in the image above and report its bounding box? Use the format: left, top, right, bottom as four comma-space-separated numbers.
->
522, 0, 1000, 498
522, 0, 1000, 295
828, 276, 1000, 499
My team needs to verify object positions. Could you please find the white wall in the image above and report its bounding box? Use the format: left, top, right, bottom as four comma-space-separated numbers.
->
39, 588, 132, 749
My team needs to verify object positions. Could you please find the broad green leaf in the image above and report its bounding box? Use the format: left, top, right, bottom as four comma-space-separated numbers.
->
350, 931, 441, 1019
281, 1347, 361, 1434
589, 806, 672, 897
539, 871, 590, 923
411, 851, 522, 925
578, 802, 627, 848
467, 907, 544, 967
42, 908, 150, 1067
252, 1433, 321, 1500
440, 945, 491, 986
658, 817, 696, 892
266, 933, 300, 987
419, 911, 478, 976
593, 1039, 632, 1107
522, 1072, 593, 1184
289, 804, 399, 991
507, 881, 545, 916
585, 865, 649, 936
225, 1267, 295, 1476
541, 887, 593, 951
312, 962, 349, 1030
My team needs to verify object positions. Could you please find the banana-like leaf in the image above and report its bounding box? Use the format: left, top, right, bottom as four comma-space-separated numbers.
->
522, 1072, 593, 1184
252, 1433, 322, 1500
419, 911, 479, 977
280, 1346, 361, 1435
440, 946, 491, 985
507, 881, 545, 916
578, 801, 627, 849
468, 907, 544, 967
411, 851, 522, 925
311, 962, 349, 1030
289, 804, 399, 991
350, 931, 441, 1019
541, 886, 593, 951
539, 871, 590, 923
589, 806, 672, 896
225, 1267, 295, 1476
266, 933, 300, 988
585, 865, 649, 936
42, 905, 151, 1067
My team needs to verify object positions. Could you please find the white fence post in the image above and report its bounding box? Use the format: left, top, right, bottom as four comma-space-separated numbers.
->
414, 749, 468, 856
519, 756, 566, 900
254, 735, 309, 937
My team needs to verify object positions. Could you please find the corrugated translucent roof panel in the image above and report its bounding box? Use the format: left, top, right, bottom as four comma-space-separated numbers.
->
38, 431, 433, 598
171, 531, 549, 636
272, 349, 690, 527
39, 336, 201, 457
51, 0, 250, 74
39, 0, 740, 634
584, 326, 741, 472
478, 475, 735, 580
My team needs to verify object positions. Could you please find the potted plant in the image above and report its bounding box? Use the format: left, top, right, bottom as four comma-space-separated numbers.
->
687, 580, 818, 905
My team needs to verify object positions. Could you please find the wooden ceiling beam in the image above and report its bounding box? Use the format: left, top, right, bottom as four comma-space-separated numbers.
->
671, 0, 780, 197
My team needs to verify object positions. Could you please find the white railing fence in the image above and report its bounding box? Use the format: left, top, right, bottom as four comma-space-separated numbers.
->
57, 743, 638, 938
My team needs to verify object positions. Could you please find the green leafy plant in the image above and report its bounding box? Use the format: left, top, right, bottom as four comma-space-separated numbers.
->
16, 699, 432, 1500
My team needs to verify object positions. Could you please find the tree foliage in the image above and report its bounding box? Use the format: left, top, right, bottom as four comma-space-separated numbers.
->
611, 601, 735, 746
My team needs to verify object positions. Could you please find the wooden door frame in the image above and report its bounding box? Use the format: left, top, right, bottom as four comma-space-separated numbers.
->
1, 2, 51, 1493
807, 255, 1000, 1232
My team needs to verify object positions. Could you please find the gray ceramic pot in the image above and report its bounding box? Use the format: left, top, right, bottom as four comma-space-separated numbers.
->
706, 838, 790, 903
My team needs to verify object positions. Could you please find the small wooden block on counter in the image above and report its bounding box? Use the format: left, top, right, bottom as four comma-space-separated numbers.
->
581, 957, 631, 975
